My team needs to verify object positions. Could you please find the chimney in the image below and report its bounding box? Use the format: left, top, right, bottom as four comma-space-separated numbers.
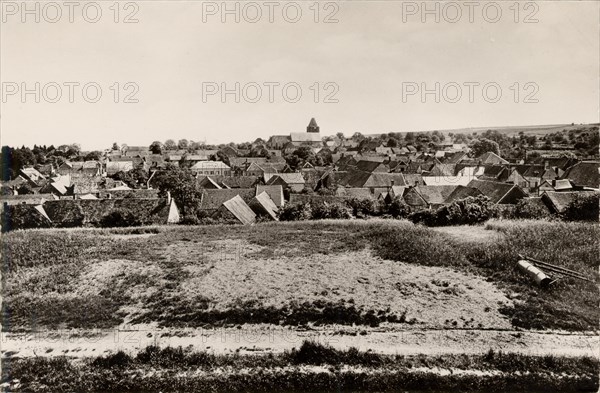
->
551, 180, 556, 187
544, 160, 550, 170
415, 181, 419, 187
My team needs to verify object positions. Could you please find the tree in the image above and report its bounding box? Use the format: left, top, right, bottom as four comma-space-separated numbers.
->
352, 132, 364, 142
100, 210, 141, 228
67, 144, 81, 157
189, 141, 203, 151
471, 138, 500, 157
386, 138, 399, 147
84, 151, 102, 161
164, 139, 176, 150
178, 139, 189, 150
563, 193, 599, 221
17, 184, 34, 195
336, 132, 345, 141
149, 141, 163, 154
112, 142, 120, 151
150, 165, 202, 217
526, 135, 537, 146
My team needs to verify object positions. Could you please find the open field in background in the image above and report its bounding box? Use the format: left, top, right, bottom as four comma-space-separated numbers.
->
435, 123, 598, 138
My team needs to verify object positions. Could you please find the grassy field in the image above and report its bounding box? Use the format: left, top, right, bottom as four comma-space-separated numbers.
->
1, 219, 598, 332
2, 341, 598, 392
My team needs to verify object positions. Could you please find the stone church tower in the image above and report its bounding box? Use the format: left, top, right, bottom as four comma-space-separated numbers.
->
307, 118, 320, 133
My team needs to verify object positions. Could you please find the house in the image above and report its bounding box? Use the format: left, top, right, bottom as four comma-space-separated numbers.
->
256, 185, 284, 207
106, 161, 134, 176
335, 187, 374, 200
69, 175, 104, 194
440, 151, 468, 164
268, 135, 292, 149
249, 192, 279, 220
244, 162, 287, 177
198, 176, 223, 189
539, 179, 573, 193
506, 168, 529, 189
422, 176, 472, 187
560, 162, 599, 190
43, 174, 71, 196
335, 172, 407, 196
104, 188, 160, 199
1, 194, 57, 206
456, 165, 485, 178
145, 154, 166, 168
541, 191, 598, 214
199, 188, 255, 215
335, 155, 358, 171
265, 173, 306, 193
403, 185, 463, 209
289, 118, 322, 147
380, 185, 407, 203
290, 132, 322, 147
19, 167, 45, 184
81, 161, 103, 176
41, 196, 179, 227
427, 163, 457, 177
444, 186, 483, 204
1, 203, 53, 231
289, 194, 348, 205
479, 165, 510, 182
59, 161, 101, 176
35, 164, 55, 177
477, 152, 509, 165
214, 195, 256, 225
466, 179, 527, 204
190, 161, 232, 176
220, 145, 241, 158
375, 146, 394, 155
202, 175, 260, 189
355, 160, 389, 173
0, 177, 28, 195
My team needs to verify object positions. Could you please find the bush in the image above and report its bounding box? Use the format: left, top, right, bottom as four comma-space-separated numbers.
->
278, 203, 313, 221
99, 209, 141, 228
347, 198, 379, 218
563, 193, 599, 221
278, 202, 352, 220
311, 202, 352, 220
514, 199, 551, 220
408, 209, 438, 226
387, 197, 411, 218
410, 196, 493, 226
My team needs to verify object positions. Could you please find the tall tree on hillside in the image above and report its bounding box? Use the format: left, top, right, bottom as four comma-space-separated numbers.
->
471, 138, 500, 157
149, 141, 163, 154
164, 139, 176, 150
84, 151, 102, 161
178, 139, 189, 149
150, 164, 202, 217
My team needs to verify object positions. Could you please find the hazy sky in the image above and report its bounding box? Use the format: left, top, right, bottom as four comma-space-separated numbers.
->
1, 0, 599, 150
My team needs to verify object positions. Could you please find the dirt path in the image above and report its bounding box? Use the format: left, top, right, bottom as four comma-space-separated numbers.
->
2, 326, 598, 359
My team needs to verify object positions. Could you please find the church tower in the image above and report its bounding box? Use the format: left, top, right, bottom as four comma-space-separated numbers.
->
307, 118, 320, 133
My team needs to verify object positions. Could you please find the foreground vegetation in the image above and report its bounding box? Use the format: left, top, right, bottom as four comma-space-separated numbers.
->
1, 219, 598, 332
2, 341, 598, 392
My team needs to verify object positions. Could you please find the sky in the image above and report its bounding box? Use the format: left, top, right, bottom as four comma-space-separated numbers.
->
1, 0, 599, 150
